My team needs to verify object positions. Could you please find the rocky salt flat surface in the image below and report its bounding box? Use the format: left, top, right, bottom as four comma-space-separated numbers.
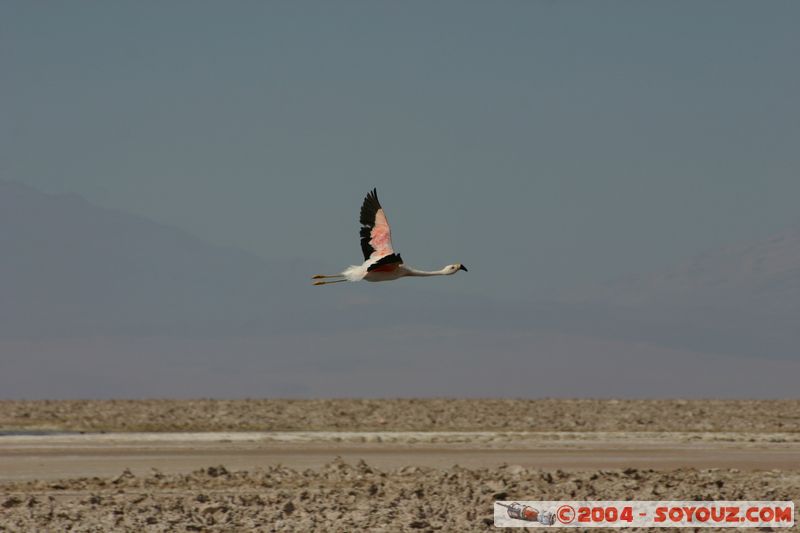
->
1, 400, 798, 531
1, 460, 798, 532
2, 399, 799, 433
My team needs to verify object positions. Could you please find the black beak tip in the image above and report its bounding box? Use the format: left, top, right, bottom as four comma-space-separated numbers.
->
459, 264, 468, 272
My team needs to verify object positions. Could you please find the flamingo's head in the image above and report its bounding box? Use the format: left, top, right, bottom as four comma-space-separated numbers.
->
445, 263, 468, 275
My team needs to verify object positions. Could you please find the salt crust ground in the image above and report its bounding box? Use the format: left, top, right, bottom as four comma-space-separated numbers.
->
1, 400, 797, 532
1, 460, 798, 532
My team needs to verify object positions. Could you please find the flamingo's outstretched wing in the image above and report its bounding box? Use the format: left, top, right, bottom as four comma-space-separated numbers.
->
359, 188, 400, 264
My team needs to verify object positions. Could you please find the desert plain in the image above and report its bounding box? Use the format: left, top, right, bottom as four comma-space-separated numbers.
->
0, 399, 798, 532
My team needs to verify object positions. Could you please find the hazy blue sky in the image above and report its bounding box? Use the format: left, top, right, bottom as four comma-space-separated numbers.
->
3, 0, 800, 298
3, 2, 800, 398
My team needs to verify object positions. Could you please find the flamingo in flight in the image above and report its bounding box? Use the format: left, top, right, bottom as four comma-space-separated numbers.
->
312, 188, 467, 286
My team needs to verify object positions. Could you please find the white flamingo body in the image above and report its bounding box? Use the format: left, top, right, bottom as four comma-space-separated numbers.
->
313, 189, 467, 286
342, 263, 457, 283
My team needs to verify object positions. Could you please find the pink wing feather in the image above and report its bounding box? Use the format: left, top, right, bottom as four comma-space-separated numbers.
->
369, 209, 394, 258
359, 189, 398, 261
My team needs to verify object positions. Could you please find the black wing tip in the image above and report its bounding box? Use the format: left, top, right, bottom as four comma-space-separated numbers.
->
359, 187, 383, 227
365, 188, 380, 208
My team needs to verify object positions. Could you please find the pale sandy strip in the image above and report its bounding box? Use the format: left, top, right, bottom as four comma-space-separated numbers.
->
1, 431, 799, 447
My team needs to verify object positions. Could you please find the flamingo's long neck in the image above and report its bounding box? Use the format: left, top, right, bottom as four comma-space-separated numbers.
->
405, 267, 450, 277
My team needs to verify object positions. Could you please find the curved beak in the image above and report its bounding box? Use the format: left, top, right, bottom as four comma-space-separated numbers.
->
458, 264, 468, 272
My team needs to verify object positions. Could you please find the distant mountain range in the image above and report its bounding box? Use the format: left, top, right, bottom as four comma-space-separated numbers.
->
0, 180, 279, 338
2, 179, 798, 355
1, 180, 797, 397
566, 228, 800, 314
553, 227, 800, 359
